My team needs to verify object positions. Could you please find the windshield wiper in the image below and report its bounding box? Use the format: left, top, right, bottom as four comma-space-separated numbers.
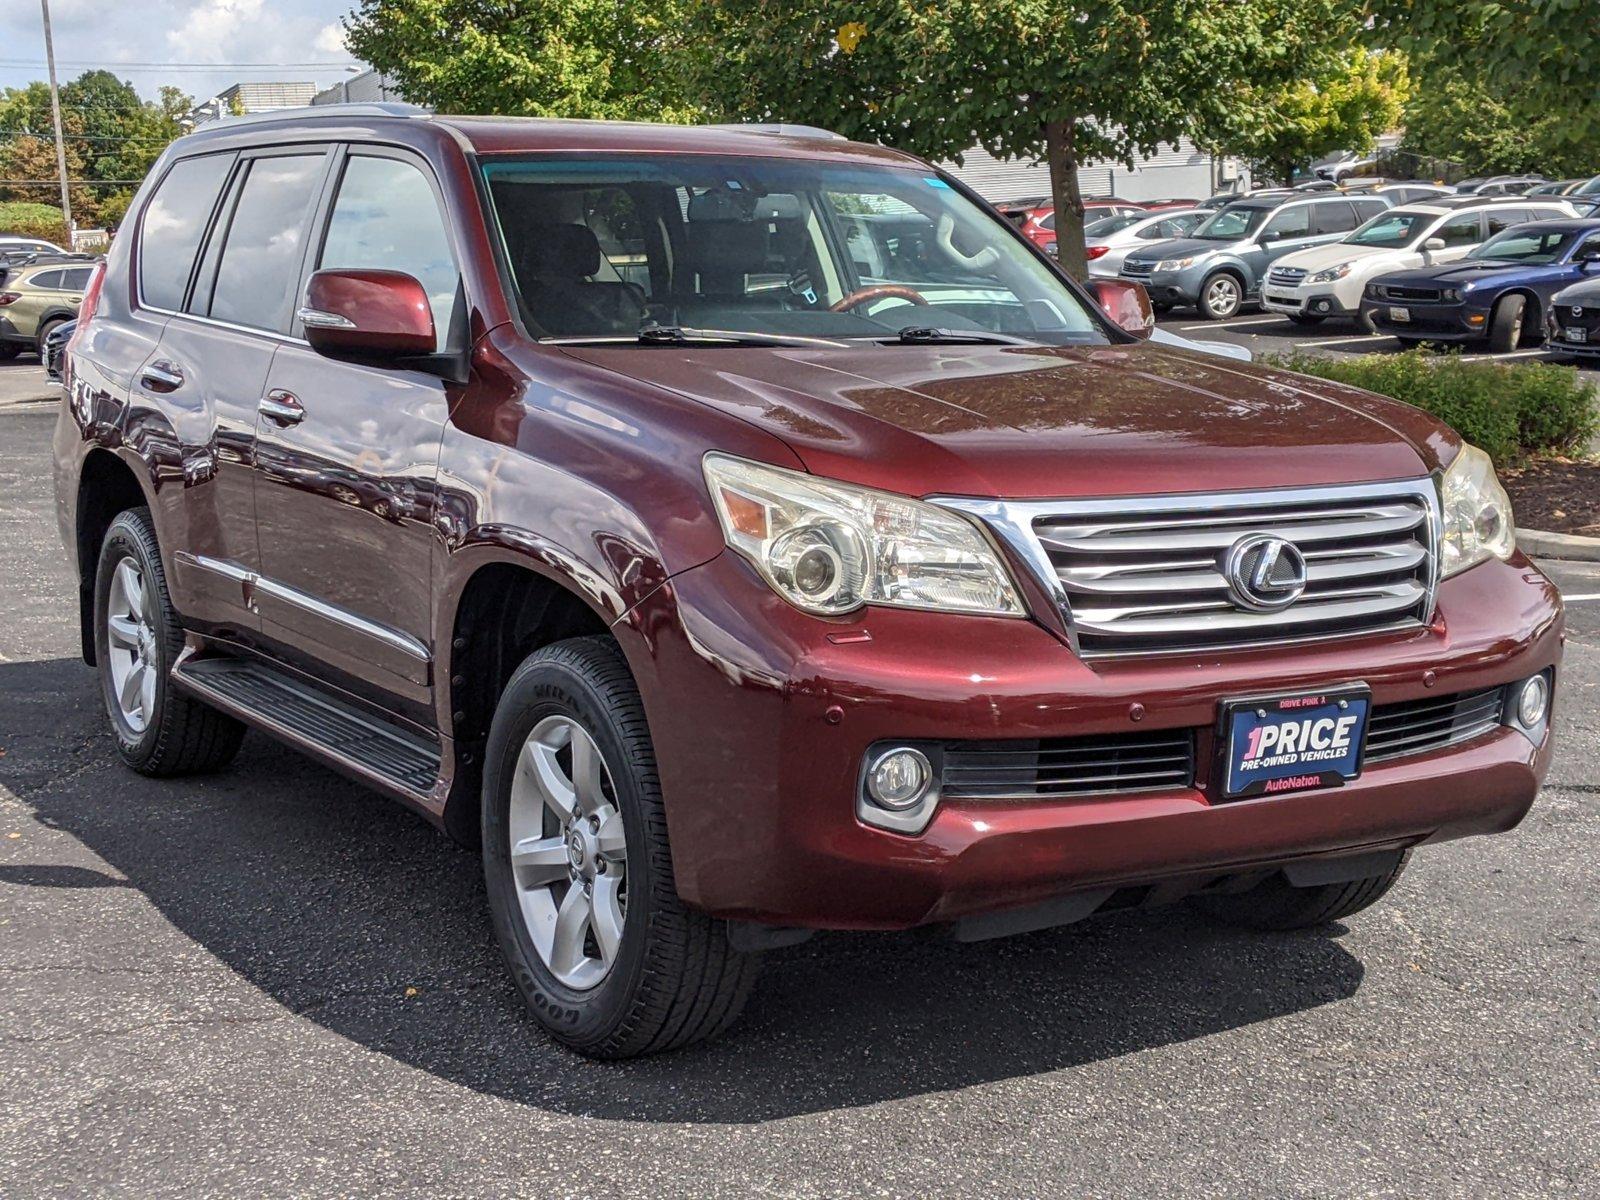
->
636, 324, 839, 347
890, 326, 1035, 346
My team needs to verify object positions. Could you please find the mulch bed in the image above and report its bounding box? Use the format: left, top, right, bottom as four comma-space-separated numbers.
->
1503, 457, 1600, 537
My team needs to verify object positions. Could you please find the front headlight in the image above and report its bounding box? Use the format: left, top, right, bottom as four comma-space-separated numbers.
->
1156, 255, 1200, 272
1441, 287, 1463, 303
1439, 443, 1515, 577
704, 454, 1025, 617
1309, 262, 1353, 283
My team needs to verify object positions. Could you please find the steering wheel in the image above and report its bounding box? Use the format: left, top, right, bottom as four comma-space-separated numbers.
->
828, 285, 931, 313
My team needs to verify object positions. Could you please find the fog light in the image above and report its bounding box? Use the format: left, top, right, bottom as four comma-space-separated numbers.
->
866, 748, 932, 810
1515, 673, 1549, 728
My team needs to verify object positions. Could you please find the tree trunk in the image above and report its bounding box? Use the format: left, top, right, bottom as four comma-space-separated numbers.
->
1045, 119, 1088, 282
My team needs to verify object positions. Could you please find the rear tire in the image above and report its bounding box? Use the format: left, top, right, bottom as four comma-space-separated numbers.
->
93, 508, 245, 775
1487, 295, 1525, 354
482, 635, 760, 1058
1193, 852, 1411, 931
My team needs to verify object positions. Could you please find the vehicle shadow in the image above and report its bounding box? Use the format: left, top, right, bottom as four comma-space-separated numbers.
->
1, 656, 1365, 1123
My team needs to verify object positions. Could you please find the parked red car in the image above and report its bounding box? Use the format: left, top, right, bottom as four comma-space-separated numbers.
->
56, 106, 1559, 1059
998, 197, 1147, 248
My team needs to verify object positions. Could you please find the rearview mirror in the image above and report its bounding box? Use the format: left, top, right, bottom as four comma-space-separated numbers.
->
1089, 278, 1154, 339
1423, 237, 1446, 251
299, 269, 436, 360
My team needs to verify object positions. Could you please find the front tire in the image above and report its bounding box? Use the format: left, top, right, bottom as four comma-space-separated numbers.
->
1487, 295, 1526, 354
93, 508, 245, 775
1197, 272, 1244, 320
1193, 852, 1411, 931
35, 316, 68, 357
482, 635, 760, 1058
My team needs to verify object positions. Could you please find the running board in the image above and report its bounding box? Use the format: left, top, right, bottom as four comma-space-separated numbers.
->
172, 655, 441, 799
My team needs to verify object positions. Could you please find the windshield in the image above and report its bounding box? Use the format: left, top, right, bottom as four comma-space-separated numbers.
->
480, 155, 1104, 344
1345, 209, 1433, 248
1467, 227, 1578, 264
1192, 204, 1270, 240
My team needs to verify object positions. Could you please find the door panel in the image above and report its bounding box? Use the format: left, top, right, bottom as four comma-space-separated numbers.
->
148, 319, 275, 636
251, 348, 447, 693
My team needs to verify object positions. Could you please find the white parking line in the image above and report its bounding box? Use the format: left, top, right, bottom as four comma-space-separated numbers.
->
1175, 316, 1284, 331
1281, 335, 1388, 349
1481, 349, 1550, 360
1562, 593, 1600, 602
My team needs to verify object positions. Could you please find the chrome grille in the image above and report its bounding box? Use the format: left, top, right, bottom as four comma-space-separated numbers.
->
1120, 260, 1154, 281
941, 729, 1195, 800
1365, 687, 1505, 762
1268, 266, 1307, 286
1026, 482, 1438, 654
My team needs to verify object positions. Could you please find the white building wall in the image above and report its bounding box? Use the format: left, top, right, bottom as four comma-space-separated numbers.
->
941, 140, 1245, 204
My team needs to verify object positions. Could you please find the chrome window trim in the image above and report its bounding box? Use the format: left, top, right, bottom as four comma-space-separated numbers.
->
138, 303, 310, 347
933, 476, 1443, 659
179, 553, 430, 663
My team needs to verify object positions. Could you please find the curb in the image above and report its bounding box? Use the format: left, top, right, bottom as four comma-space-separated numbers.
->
1518, 527, 1600, 562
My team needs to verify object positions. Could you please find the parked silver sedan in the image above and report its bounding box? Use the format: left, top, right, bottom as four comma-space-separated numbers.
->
1085, 209, 1207, 278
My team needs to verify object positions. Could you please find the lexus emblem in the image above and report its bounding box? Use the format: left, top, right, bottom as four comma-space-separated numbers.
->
1224, 533, 1308, 612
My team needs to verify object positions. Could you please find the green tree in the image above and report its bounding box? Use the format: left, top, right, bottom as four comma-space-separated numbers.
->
343, 0, 697, 121
681, 1, 1365, 278
1399, 66, 1594, 178
1372, 0, 1600, 148
1211, 49, 1409, 187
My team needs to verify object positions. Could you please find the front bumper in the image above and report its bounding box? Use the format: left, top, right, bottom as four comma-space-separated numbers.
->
1363, 299, 1490, 340
621, 550, 1561, 930
1119, 267, 1206, 306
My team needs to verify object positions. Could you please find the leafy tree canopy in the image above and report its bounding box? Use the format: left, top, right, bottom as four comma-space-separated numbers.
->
1399, 65, 1595, 178
1209, 49, 1409, 186
1372, 0, 1600, 146
343, 0, 697, 120
680, 0, 1365, 276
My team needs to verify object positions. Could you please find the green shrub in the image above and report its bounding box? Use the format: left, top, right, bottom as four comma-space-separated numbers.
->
1267, 349, 1597, 464
0, 201, 71, 248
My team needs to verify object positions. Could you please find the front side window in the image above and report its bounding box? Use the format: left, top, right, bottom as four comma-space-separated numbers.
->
481, 155, 1105, 344
208, 154, 326, 331
319, 154, 459, 350
138, 153, 233, 311
1468, 226, 1575, 264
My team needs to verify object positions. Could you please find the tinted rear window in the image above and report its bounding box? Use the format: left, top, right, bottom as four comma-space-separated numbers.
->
139, 154, 233, 311
207, 154, 326, 331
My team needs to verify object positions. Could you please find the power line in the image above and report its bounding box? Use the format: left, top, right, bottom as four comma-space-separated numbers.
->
0, 59, 359, 70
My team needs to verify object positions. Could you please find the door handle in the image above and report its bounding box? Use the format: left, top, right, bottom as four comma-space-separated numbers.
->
139, 360, 185, 393
258, 389, 305, 426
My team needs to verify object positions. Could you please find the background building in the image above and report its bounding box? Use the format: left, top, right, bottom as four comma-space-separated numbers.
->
941, 139, 1246, 203
188, 81, 319, 126
312, 69, 404, 106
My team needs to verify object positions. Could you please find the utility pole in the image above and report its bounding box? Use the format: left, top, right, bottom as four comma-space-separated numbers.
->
39, 0, 74, 245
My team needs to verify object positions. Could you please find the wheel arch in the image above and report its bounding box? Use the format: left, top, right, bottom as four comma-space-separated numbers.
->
437, 554, 620, 847
74, 448, 154, 665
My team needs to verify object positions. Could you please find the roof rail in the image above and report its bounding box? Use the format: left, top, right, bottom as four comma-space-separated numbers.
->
200, 102, 430, 131
708, 122, 847, 141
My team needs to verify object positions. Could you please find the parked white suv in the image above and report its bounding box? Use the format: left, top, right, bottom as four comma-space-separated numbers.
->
1261, 198, 1578, 325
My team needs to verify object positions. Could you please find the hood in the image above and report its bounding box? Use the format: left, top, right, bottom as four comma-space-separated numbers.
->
1552, 276, 1600, 305
1121, 236, 1234, 266
1276, 242, 1387, 271
1376, 260, 1555, 289
558, 341, 1452, 500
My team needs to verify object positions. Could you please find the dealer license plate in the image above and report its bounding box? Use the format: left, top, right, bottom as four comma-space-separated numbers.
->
1220, 687, 1370, 800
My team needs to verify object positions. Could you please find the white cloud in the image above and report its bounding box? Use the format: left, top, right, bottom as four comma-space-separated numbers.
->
314, 22, 348, 55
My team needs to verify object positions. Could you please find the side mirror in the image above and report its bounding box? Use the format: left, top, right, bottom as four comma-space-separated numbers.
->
1577, 248, 1600, 267
1423, 237, 1447, 252
299, 268, 436, 360
1090, 278, 1154, 339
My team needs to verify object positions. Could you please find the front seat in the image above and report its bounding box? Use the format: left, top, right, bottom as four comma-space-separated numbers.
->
514, 224, 645, 336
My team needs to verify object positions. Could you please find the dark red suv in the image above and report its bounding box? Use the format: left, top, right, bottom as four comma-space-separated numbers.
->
54, 105, 1560, 1058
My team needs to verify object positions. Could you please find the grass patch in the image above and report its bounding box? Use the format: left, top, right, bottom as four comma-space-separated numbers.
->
1267, 349, 1597, 464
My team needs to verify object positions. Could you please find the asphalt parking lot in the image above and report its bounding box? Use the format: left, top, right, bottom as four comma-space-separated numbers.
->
1, 384, 1597, 1196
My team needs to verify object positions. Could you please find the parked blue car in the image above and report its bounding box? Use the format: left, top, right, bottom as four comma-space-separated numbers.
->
1361, 218, 1600, 351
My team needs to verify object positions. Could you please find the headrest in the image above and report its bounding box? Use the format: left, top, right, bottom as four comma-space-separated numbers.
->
530, 224, 602, 278
683, 220, 770, 282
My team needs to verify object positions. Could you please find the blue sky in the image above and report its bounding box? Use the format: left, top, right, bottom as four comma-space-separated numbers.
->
2, 0, 363, 106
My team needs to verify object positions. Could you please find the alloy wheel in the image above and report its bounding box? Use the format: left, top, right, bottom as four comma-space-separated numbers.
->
104, 556, 158, 734
506, 714, 628, 990
1205, 275, 1241, 318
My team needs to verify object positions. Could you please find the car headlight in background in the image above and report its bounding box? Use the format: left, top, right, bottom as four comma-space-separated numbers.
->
704, 454, 1025, 617
1439, 443, 1516, 577
1156, 255, 1201, 272
1309, 262, 1353, 283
